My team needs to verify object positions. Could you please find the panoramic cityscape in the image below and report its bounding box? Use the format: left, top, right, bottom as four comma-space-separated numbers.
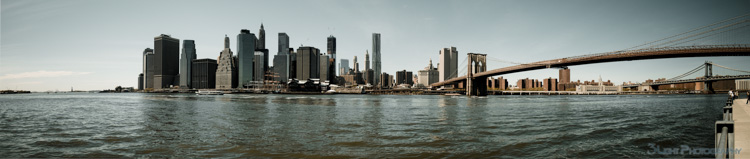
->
2, 0, 750, 158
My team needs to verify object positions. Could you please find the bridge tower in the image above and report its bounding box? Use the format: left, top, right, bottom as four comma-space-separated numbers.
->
704, 61, 715, 93
467, 53, 488, 96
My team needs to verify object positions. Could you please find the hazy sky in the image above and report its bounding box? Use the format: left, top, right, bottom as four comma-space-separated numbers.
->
1, 0, 749, 91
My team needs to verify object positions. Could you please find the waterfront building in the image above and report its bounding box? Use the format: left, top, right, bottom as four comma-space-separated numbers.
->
237, 29, 256, 87
296, 46, 320, 80
339, 59, 350, 76
254, 51, 265, 82
192, 58, 217, 89
576, 76, 621, 92
142, 48, 154, 89
417, 59, 439, 88
216, 35, 237, 89
396, 70, 413, 85
364, 51, 371, 84
179, 40, 196, 88
153, 34, 180, 89
372, 33, 381, 86
543, 78, 558, 91
380, 72, 391, 88
138, 73, 143, 90
497, 76, 508, 90
364, 69, 374, 85
320, 54, 329, 82
439, 47, 458, 84
517, 78, 528, 90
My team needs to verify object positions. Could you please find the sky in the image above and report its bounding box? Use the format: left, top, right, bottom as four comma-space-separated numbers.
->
1, 0, 749, 91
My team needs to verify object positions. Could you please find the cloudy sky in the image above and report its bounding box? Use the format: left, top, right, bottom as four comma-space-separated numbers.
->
1, 0, 749, 91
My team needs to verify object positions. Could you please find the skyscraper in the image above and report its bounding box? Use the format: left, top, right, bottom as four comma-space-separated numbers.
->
257, 23, 265, 50
320, 54, 329, 82
153, 34, 180, 89
274, 32, 290, 83
353, 56, 359, 73
142, 48, 154, 89
439, 47, 458, 82
296, 46, 320, 80
365, 50, 370, 71
278, 33, 289, 55
192, 58, 217, 89
372, 33, 381, 86
216, 35, 237, 89
339, 59, 349, 75
237, 29, 256, 87
254, 51, 265, 82
327, 35, 336, 83
179, 40, 196, 88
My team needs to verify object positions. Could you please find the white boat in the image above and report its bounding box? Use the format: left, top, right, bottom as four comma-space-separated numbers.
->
196, 90, 224, 95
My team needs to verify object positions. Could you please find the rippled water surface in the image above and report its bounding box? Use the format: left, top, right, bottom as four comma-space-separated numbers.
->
0, 93, 725, 158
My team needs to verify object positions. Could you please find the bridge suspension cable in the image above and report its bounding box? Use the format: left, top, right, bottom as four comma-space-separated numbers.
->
666, 64, 706, 81
709, 63, 750, 74
623, 13, 750, 51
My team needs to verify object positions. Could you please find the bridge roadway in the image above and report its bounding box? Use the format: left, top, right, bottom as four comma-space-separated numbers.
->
622, 75, 750, 87
432, 45, 750, 87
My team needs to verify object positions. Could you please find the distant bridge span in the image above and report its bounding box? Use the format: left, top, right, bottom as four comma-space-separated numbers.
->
432, 45, 750, 87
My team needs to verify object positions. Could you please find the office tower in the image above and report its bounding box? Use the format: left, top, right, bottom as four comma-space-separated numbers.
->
320, 54, 329, 82
365, 50, 370, 71
138, 73, 144, 90
364, 70, 374, 85
296, 46, 320, 80
289, 48, 297, 79
353, 56, 359, 73
191, 59, 217, 89
339, 59, 349, 75
278, 33, 289, 55
439, 47, 458, 82
237, 29, 256, 87
327, 35, 336, 83
379, 72, 391, 88
216, 35, 237, 89
273, 54, 289, 82
257, 23, 265, 50
372, 33, 381, 86
396, 70, 413, 85
142, 48, 154, 89
153, 34, 180, 89
418, 59, 439, 87
179, 40, 196, 88
254, 51, 265, 82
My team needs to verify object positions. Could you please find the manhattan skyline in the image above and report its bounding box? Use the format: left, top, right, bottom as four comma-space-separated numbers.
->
2, 0, 749, 91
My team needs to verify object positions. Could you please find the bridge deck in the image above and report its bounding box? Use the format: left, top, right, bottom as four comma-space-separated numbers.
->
732, 98, 750, 158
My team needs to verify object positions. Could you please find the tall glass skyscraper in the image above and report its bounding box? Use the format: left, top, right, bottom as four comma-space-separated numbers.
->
237, 29, 256, 87
372, 33, 381, 87
179, 40, 196, 88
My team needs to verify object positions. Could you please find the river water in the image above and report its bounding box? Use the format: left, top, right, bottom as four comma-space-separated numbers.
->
0, 93, 726, 158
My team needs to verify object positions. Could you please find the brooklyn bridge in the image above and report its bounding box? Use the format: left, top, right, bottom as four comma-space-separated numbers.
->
432, 14, 750, 96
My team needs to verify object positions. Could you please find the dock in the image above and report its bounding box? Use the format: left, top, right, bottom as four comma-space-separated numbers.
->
732, 98, 750, 158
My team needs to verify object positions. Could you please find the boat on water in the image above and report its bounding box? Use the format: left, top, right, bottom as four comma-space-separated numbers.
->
196, 90, 224, 95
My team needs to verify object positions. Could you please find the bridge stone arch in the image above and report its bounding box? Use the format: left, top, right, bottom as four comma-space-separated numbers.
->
467, 53, 488, 96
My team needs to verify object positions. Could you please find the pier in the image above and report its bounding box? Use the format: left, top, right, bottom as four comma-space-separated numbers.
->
730, 98, 750, 158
